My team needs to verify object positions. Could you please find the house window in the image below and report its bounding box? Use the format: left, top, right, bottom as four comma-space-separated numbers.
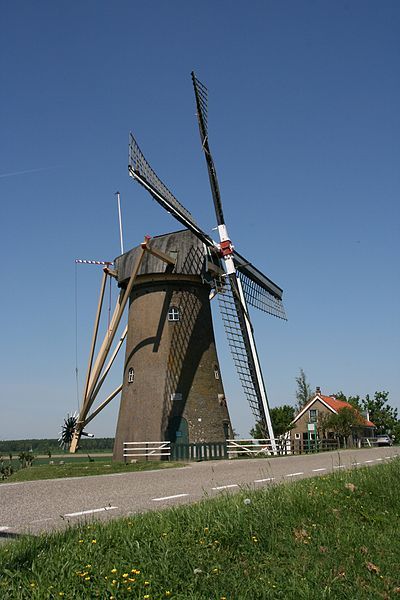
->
309, 409, 318, 423
213, 364, 220, 379
294, 433, 301, 440
128, 367, 134, 383
168, 306, 180, 322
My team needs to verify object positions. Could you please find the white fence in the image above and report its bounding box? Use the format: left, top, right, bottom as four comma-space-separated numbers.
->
123, 441, 171, 460
226, 438, 291, 458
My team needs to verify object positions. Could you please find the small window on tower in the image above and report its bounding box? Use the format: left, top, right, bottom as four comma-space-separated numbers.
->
214, 364, 220, 379
128, 367, 134, 383
168, 306, 180, 322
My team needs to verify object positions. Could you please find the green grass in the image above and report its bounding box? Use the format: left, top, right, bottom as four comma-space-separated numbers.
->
0, 460, 183, 483
1, 460, 399, 599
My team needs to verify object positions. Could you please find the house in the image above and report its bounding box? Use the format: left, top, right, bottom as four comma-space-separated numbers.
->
290, 387, 375, 449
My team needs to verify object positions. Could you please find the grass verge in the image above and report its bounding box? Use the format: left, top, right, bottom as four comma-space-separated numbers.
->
0, 460, 183, 483
1, 460, 399, 599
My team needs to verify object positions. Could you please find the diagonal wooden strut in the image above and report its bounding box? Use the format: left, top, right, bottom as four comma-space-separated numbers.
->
70, 245, 146, 453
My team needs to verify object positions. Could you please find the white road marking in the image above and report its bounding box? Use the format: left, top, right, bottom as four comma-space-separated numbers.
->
152, 493, 189, 502
64, 506, 118, 517
312, 468, 327, 472
211, 484, 238, 491
0, 526, 10, 532
385, 456, 391, 459
364, 460, 374, 463
334, 465, 345, 469
376, 458, 383, 461
286, 472, 304, 477
30, 517, 53, 524
254, 477, 274, 483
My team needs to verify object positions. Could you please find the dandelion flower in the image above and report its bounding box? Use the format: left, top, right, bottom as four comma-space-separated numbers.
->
123, 573, 129, 578
91, 539, 97, 544
111, 568, 117, 574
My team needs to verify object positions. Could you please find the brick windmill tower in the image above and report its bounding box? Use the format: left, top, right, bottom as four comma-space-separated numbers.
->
112, 229, 232, 460
60, 73, 286, 458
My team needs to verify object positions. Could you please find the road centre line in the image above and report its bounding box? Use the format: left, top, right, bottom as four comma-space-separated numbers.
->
64, 506, 118, 518
0, 527, 10, 532
364, 460, 374, 463
30, 517, 53, 524
211, 484, 238, 490
254, 477, 274, 483
286, 472, 304, 477
312, 468, 327, 472
334, 465, 345, 469
152, 493, 189, 502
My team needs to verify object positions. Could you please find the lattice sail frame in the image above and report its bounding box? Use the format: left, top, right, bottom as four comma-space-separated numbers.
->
218, 279, 266, 425
192, 72, 208, 137
238, 271, 287, 320
129, 133, 198, 230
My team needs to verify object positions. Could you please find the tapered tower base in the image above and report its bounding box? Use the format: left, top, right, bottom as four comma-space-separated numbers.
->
113, 230, 232, 461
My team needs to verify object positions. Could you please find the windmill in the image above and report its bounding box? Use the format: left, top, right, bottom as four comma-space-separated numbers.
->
64, 72, 286, 458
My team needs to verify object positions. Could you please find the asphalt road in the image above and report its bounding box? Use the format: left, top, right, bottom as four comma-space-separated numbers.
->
0, 446, 398, 541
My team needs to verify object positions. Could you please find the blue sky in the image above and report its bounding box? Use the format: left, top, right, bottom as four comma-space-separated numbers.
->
1, 1, 399, 440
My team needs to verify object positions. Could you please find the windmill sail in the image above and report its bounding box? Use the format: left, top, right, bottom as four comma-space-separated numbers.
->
129, 133, 213, 247
233, 250, 286, 320
218, 276, 271, 432
191, 72, 225, 226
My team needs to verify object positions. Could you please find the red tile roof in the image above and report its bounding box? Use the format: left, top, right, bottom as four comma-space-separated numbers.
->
319, 395, 375, 427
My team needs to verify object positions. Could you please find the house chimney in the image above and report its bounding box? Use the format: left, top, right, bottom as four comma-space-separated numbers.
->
316, 386, 321, 395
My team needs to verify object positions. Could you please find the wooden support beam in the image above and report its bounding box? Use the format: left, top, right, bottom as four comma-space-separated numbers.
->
89, 326, 127, 407
83, 385, 123, 427
82, 270, 108, 407
141, 239, 176, 266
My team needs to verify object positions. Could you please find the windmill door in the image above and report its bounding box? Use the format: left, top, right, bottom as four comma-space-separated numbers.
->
168, 416, 189, 445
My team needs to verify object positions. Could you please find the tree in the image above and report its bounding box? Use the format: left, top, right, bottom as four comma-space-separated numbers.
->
362, 391, 398, 435
324, 407, 360, 447
295, 369, 312, 411
250, 405, 295, 438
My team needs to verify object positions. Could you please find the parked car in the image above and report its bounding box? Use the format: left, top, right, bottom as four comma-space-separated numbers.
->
376, 434, 393, 446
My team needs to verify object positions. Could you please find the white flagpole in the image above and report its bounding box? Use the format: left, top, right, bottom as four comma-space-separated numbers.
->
115, 191, 124, 255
